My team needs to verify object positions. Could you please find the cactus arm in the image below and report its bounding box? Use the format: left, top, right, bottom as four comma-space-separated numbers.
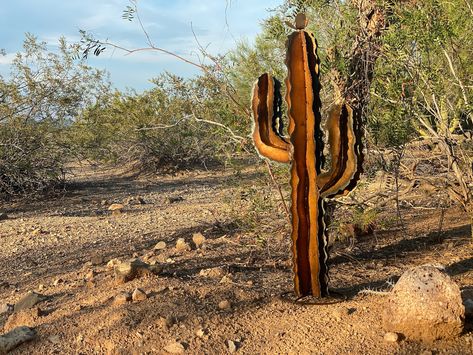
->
317, 104, 360, 198
251, 73, 292, 163
286, 30, 328, 297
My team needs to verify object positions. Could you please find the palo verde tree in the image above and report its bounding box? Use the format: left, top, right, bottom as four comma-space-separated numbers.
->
371, 0, 473, 236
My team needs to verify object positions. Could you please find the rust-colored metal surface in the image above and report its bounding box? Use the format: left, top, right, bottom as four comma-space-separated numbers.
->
251, 14, 363, 298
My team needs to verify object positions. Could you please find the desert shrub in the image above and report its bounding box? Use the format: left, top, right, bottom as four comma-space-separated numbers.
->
72, 72, 251, 171
0, 119, 67, 196
0, 35, 109, 198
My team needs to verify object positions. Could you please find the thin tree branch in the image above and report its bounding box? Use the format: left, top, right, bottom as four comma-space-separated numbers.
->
264, 160, 291, 224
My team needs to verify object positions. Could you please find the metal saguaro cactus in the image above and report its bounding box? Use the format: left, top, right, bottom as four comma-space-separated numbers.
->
251, 13, 364, 298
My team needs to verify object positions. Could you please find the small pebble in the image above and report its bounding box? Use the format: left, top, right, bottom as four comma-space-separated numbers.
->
154, 241, 167, 250
132, 288, 148, 302
218, 300, 231, 310
0, 303, 13, 315
164, 341, 185, 354
227, 340, 237, 353
106, 258, 121, 269
192, 233, 206, 248
384, 332, 399, 342
48, 335, 60, 344
85, 270, 96, 280
113, 292, 131, 305
175, 238, 191, 252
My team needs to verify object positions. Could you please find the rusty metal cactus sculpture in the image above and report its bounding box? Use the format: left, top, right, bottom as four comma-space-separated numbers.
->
251, 14, 364, 298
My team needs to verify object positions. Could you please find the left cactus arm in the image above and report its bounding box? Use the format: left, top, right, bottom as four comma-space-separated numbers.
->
251, 73, 292, 163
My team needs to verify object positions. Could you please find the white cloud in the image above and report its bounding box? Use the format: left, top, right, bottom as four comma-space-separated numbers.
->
0, 53, 17, 66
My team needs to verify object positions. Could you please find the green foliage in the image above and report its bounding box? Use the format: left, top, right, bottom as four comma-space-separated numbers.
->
370, 0, 473, 146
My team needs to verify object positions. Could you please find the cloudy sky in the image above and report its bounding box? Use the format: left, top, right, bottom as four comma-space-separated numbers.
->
0, 0, 281, 91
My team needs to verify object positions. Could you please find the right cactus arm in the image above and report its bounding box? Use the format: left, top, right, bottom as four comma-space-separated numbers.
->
317, 104, 359, 198
251, 73, 292, 163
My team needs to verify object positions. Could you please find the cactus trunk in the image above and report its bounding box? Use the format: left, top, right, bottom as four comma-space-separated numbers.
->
251, 14, 363, 298
286, 31, 328, 297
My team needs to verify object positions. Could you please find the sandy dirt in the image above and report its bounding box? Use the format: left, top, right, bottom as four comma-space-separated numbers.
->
0, 164, 472, 354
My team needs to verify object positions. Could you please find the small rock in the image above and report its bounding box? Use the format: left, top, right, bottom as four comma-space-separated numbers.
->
106, 258, 121, 269
48, 335, 61, 344
384, 332, 399, 343
108, 203, 125, 215
0, 326, 37, 354
37, 284, 45, 291
113, 292, 131, 306
14, 292, 47, 312
227, 340, 237, 353
218, 300, 231, 310
100, 199, 109, 206
192, 233, 206, 248
0, 304, 13, 315
175, 238, 191, 252
220, 275, 233, 284
154, 241, 167, 250
164, 341, 185, 354
0, 213, 8, 221
199, 267, 225, 279
195, 328, 206, 338
85, 270, 96, 280
235, 289, 252, 302
76, 334, 84, 343
114, 259, 155, 284
382, 265, 464, 342
132, 288, 148, 302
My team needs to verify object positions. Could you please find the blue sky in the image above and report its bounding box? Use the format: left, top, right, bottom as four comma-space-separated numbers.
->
0, 0, 281, 91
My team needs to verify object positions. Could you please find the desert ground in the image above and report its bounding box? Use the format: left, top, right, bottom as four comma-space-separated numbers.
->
0, 163, 472, 354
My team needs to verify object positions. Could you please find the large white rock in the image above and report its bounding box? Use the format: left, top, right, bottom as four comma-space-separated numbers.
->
382, 265, 465, 342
